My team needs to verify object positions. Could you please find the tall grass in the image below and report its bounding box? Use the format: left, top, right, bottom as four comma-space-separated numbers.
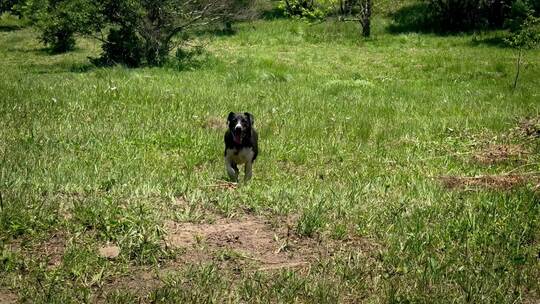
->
1, 15, 539, 303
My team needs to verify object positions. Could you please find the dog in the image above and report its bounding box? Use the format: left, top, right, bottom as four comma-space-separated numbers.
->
224, 112, 258, 182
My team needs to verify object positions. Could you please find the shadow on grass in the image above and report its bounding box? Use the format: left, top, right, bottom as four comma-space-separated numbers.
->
7, 46, 50, 55
193, 25, 237, 37
0, 24, 23, 32
386, 2, 435, 34
70, 62, 95, 73
387, 2, 514, 49
470, 35, 510, 48
260, 8, 288, 20
26, 62, 96, 74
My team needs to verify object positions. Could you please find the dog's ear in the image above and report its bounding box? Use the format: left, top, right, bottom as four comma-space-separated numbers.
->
227, 112, 235, 122
245, 112, 254, 125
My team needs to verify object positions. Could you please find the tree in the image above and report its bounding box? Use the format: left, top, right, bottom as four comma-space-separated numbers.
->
43, 0, 101, 52
30, 0, 241, 65
506, 13, 540, 90
358, 0, 371, 37
96, 0, 236, 66
337, 0, 372, 37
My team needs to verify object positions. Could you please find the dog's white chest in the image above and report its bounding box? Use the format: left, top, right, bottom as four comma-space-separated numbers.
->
225, 148, 254, 164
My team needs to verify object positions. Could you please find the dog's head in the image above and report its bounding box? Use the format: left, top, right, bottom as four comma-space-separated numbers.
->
227, 112, 254, 144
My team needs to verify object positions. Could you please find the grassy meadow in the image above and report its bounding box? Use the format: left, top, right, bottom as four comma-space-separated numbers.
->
1, 7, 540, 304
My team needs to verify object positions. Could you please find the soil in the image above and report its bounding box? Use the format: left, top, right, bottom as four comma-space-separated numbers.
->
95, 215, 377, 301
0, 289, 17, 304
517, 116, 540, 138
164, 215, 375, 271
439, 174, 538, 190
472, 144, 528, 164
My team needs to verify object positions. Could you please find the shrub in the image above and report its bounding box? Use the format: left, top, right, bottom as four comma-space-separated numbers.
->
507, 13, 540, 47
278, 0, 334, 20
94, 0, 239, 66
28, 0, 238, 65
25, 0, 101, 53
91, 26, 144, 67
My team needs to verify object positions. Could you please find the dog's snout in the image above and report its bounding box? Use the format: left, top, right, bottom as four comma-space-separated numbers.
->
235, 124, 242, 131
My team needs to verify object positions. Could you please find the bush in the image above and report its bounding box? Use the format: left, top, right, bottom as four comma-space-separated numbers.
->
0, 0, 19, 14
507, 13, 540, 47
27, 0, 237, 65
95, 0, 238, 66
91, 27, 144, 67
278, 0, 334, 20
25, 0, 101, 53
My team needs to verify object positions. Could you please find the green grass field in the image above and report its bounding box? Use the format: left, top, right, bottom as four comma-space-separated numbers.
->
1, 11, 540, 303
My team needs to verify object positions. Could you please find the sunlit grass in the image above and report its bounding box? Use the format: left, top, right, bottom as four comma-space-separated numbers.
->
1, 15, 539, 303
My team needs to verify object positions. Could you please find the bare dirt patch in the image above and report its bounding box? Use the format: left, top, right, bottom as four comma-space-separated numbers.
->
516, 116, 540, 138
9, 232, 68, 269
41, 234, 67, 269
98, 244, 120, 259
0, 289, 17, 304
203, 116, 226, 130
439, 174, 539, 190
472, 144, 529, 164
5, 232, 67, 269
93, 215, 377, 301
94, 268, 161, 303
164, 215, 375, 271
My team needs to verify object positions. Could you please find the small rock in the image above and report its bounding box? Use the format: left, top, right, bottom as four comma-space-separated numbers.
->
99, 245, 120, 259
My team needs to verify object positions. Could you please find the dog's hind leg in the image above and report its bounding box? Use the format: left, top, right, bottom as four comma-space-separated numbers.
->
225, 159, 239, 182
244, 161, 253, 182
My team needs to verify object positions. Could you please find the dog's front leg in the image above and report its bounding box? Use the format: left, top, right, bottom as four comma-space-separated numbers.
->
244, 160, 253, 182
225, 158, 239, 182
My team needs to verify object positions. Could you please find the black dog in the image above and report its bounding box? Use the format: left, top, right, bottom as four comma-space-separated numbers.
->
224, 112, 258, 182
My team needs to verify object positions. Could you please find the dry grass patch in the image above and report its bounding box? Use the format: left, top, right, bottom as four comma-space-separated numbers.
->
203, 116, 226, 130
439, 174, 539, 190
472, 144, 529, 164
516, 116, 540, 138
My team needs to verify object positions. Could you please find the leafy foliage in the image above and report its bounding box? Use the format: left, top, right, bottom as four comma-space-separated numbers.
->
23, 0, 101, 53
0, 0, 28, 16
507, 13, 540, 48
25, 0, 240, 64
278, 0, 334, 20
91, 26, 144, 67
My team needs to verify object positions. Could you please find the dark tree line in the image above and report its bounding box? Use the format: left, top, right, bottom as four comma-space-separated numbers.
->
424, 0, 540, 32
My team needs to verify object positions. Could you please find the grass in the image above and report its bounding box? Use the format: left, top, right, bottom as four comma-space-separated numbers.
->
1, 12, 540, 303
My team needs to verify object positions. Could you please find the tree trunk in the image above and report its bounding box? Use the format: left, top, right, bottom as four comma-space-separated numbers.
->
361, 18, 371, 37
224, 20, 233, 34
360, 0, 371, 37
